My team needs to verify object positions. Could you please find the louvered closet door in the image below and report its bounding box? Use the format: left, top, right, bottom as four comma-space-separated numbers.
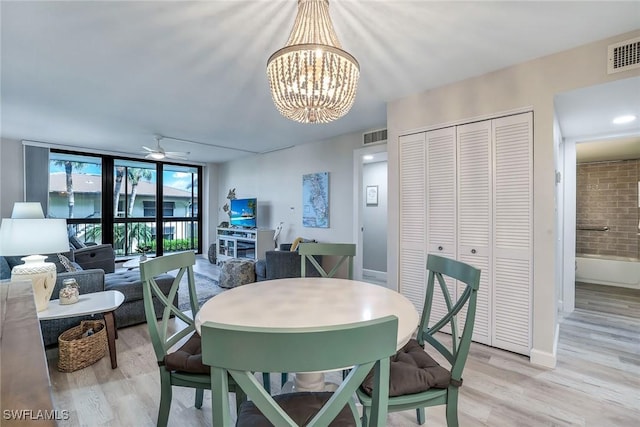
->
492, 113, 532, 355
457, 120, 492, 345
399, 133, 427, 315
425, 127, 457, 327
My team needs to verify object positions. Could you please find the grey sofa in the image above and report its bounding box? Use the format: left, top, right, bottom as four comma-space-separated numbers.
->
255, 243, 322, 281
1, 245, 175, 347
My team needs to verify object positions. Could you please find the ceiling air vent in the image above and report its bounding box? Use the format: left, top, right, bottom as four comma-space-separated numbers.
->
608, 36, 640, 74
363, 129, 387, 146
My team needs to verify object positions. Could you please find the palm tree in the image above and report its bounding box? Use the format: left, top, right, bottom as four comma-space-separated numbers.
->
127, 168, 153, 216
113, 166, 125, 216
52, 160, 84, 218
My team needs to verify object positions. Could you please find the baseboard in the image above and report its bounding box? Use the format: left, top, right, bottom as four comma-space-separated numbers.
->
362, 269, 387, 286
529, 323, 559, 369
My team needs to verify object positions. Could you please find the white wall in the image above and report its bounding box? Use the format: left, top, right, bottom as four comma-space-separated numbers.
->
0, 138, 25, 218
363, 161, 387, 272
386, 29, 640, 368
214, 131, 364, 246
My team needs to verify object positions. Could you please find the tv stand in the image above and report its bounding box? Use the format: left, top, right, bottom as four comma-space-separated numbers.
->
216, 227, 274, 263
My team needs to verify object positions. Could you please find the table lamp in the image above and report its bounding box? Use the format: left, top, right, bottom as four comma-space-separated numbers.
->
0, 203, 68, 311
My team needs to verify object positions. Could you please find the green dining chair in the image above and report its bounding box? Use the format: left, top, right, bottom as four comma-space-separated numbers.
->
357, 254, 481, 427
202, 315, 398, 427
139, 251, 245, 427
299, 242, 356, 279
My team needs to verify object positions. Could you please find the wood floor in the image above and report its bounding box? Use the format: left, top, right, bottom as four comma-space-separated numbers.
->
46, 259, 640, 426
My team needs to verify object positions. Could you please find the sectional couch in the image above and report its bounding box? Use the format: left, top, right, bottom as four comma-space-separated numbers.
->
1, 244, 175, 347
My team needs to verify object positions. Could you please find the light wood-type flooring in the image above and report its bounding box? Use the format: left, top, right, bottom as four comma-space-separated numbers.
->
46, 258, 640, 426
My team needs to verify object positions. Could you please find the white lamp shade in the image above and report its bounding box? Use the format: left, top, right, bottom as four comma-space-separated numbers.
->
11, 202, 45, 219
0, 218, 69, 256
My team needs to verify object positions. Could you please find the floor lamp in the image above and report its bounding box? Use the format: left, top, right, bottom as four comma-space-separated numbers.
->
0, 203, 68, 311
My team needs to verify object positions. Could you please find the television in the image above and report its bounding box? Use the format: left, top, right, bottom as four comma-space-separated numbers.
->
230, 198, 257, 228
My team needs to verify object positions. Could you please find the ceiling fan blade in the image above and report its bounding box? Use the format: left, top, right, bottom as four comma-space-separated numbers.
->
142, 146, 155, 152
145, 152, 166, 160
165, 151, 189, 160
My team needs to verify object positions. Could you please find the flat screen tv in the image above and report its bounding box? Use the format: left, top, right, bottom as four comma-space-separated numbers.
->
230, 198, 257, 228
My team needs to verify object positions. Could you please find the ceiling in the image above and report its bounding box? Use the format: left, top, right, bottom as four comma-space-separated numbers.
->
1, 1, 639, 164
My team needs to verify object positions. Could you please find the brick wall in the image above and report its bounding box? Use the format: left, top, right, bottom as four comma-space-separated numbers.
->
576, 159, 639, 259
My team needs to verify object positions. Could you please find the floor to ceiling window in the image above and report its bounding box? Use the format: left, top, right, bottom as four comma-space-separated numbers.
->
48, 152, 103, 242
162, 164, 199, 253
113, 160, 157, 256
49, 149, 202, 258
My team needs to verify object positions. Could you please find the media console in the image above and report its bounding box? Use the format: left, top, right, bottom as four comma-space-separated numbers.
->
216, 227, 275, 263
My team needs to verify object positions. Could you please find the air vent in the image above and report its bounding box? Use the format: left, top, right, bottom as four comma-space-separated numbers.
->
363, 129, 387, 146
608, 36, 640, 74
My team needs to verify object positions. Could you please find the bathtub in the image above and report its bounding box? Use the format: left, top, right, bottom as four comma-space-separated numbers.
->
576, 254, 640, 289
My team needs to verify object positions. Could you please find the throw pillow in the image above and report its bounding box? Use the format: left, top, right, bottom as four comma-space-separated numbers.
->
290, 237, 304, 252
57, 253, 78, 272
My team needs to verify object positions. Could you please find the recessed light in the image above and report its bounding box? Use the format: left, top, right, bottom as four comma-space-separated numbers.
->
612, 114, 637, 124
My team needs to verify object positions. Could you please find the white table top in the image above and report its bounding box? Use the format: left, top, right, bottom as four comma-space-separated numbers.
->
37, 290, 125, 320
195, 278, 419, 349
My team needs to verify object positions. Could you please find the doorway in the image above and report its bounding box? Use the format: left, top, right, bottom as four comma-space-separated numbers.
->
556, 76, 640, 315
353, 145, 388, 286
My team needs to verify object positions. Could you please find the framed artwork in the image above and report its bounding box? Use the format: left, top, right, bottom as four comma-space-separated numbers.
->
302, 172, 329, 228
366, 185, 378, 206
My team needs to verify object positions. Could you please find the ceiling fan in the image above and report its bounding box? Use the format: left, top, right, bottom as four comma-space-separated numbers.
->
142, 136, 190, 160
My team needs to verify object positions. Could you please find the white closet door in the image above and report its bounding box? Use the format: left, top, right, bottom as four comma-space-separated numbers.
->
399, 133, 427, 315
457, 120, 492, 345
425, 126, 457, 327
492, 112, 533, 354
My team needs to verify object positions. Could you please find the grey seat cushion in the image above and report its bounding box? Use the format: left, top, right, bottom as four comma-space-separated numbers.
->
104, 269, 174, 302
361, 338, 451, 397
163, 333, 209, 374
237, 392, 355, 427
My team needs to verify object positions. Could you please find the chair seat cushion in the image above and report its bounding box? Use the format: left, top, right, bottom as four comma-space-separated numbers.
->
237, 392, 355, 427
163, 333, 209, 374
361, 338, 451, 397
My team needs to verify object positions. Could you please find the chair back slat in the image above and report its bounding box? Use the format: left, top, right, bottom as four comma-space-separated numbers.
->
299, 243, 356, 279
418, 254, 481, 382
202, 316, 397, 427
140, 251, 197, 362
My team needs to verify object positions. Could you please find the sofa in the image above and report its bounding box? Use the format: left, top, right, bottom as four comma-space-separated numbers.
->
1, 244, 175, 347
255, 243, 322, 281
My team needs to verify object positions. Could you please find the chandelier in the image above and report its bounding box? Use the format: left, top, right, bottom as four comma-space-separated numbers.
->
266, 0, 360, 124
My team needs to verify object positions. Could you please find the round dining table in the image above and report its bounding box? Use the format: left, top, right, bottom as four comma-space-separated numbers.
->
194, 277, 419, 392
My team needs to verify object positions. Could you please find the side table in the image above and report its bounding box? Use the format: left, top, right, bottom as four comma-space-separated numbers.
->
38, 290, 125, 369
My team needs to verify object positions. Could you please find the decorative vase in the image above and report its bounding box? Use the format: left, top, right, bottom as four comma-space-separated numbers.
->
11, 255, 57, 312
59, 278, 80, 305
139, 254, 148, 262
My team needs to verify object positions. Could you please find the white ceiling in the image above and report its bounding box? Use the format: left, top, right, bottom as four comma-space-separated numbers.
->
1, 1, 639, 164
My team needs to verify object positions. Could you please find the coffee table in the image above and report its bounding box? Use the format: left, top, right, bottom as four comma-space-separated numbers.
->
195, 278, 419, 391
38, 290, 125, 369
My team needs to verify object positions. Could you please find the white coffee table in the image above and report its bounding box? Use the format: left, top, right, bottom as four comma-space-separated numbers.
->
38, 290, 125, 369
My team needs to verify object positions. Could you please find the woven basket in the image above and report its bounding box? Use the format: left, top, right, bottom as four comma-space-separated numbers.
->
57, 320, 107, 372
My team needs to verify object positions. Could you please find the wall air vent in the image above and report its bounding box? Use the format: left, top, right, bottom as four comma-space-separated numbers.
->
363, 129, 387, 146
608, 36, 640, 74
